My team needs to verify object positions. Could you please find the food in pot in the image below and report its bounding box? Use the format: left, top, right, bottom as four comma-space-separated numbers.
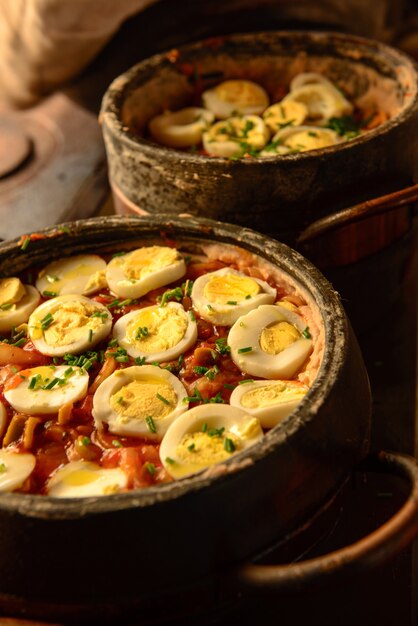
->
0, 241, 322, 496
147, 73, 384, 158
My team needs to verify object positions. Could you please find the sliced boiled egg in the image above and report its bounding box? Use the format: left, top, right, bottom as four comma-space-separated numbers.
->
4, 365, 89, 414
262, 100, 308, 133
112, 302, 197, 362
160, 403, 263, 479
106, 245, 186, 299
230, 379, 308, 428
149, 107, 215, 148
47, 460, 127, 498
191, 267, 276, 326
28, 294, 112, 356
0, 277, 40, 332
228, 304, 313, 379
202, 79, 269, 119
93, 365, 189, 440
0, 450, 36, 492
36, 254, 107, 297
202, 115, 269, 158
270, 125, 341, 153
283, 81, 353, 125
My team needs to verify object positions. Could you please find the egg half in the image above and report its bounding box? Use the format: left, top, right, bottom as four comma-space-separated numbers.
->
112, 302, 197, 362
160, 403, 263, 479
4, 365, 89, 414
230, 379, 308, 428
36, 254, 107, 297
93, 365, 189, 439
28, 294, 112, 356
271, 125, 341, 153
191, 267, 276, 326
202, 79, 269, 119
0, 450, 36, 492
228, 304, 313, 379
47, 460, 127, 497
149, 106, 215, 148
106, 245, 186, 299
0, 277, 40, 332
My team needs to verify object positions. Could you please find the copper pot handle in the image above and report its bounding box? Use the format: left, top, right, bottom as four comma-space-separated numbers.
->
297, 183, 418, 245
232, 451, 418, 592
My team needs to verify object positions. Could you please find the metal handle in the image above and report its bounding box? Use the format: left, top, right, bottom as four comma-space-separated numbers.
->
297, 183, 418, 245
231, 451, 418, 593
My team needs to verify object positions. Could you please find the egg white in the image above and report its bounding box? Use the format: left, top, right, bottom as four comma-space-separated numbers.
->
36, 254, 107, 297
228, 304, 313, 379
149, 107, 215, 148
0, 450, 36, 492
4, 365, 89, 415
106, 245, 186, 299
0, 284, 40, 332
28, 294, 112, 356
202, 114, 269, 158
160, 403, 263, 479
47, 460, 127, 498
93, 365, 189, 440
112, 302, 197, 362
202, 80, 269, 119
230, 379, 308, 428
191, 267, 276, 326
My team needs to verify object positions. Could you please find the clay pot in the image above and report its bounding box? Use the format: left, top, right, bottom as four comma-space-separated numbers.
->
100, 31, 418, 247
0, 214, 376, 620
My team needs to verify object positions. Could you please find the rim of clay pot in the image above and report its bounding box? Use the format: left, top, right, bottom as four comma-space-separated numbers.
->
0, 214, 351, 518
100, 30, 418, 166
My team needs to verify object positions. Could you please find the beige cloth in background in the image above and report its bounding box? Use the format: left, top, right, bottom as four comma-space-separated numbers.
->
0, 0, 158, 107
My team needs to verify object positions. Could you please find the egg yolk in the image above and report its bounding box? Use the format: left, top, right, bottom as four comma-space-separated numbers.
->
284, 130, 335, 151
126, 306, 188, 353
110, 379, 177, 424
240, 382, 307, 409
118, 246, 180, 280
175, 430, 240, 464
215, 80, 266, 107
259, 321, 300, 355
34, 301, 106, 346
203, 274, 260, 304
0, 277, 26, 307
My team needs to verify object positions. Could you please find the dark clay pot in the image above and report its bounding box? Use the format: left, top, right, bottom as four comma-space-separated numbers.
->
0, 214, 375, 620
100, 31, 418, 245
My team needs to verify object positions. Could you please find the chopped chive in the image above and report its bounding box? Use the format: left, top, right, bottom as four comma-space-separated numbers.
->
82, 436, 90, 446
117, 396, 124, 405
215, 338, 230, 355
112, 439, 123, 448
28, 375, 38, 389
194, 365, 209, 375
302, 327, 312, 339
201, 422, 208, 433
20, 237, 30, 251
156, 393, 170, 405
91, 311, 108, 319
115, 355, 129, 363
0, 303, 12, 310
245, 294, 251, 299
208, 426, 225, 437
207, 304, 214, 311
44, 377, 59, 389
88, 329, 93, 342
108, 338, 119, 348
45, 274, 59, 283
146, 415, 157, 434
177, 354, 184, 367
239, 379, 254, 384
223, 383, 236, 390
165, 457, 175, 465
226, 300, 237, 305
13, 338, 26, 347
237, 346, 252, 354
224, 437, 236, 453
134, 356, 146, 366
118, 299, 133, 307
146, 462, 156, 475
42, 291, 57, 298
0, 463, 6, 473
189, 310, 196, 322
135, 326, 149, 340
187, 443, 195, 452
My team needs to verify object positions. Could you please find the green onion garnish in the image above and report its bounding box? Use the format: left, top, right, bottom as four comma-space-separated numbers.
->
224, 438, 236, 453
146, 415, 157, 434
156, 393, 170, 405
237, 346, 252, 354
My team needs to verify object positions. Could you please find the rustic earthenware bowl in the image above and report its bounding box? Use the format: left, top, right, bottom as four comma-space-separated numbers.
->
0, 213, 376, 621
100, 31, 418, 245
